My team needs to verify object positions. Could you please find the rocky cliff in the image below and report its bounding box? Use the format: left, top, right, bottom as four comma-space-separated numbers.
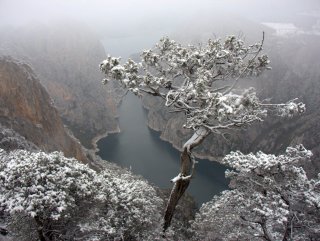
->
0, 57, 88, 163
0, 21, 123, 149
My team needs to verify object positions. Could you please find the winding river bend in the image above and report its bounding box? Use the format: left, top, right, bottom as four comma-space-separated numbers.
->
97, 93, 229, 206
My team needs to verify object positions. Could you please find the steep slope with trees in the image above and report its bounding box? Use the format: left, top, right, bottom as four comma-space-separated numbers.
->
0, 123, 38, 153
256, 34, 320, 167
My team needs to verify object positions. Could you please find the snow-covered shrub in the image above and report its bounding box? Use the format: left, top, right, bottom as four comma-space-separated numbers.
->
80, 168, 163, 240
0, 148, 101, 240
0, 149, 99, 219
0, 148, 164, 240
191, 145, 320, 241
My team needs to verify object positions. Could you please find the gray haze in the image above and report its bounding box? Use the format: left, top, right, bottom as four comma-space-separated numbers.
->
1, 0, 320, 57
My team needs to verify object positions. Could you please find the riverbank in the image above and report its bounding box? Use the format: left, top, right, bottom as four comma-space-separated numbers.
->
91, 91, 125, 153
91, 91, 224, 162
91, 125, 121, 153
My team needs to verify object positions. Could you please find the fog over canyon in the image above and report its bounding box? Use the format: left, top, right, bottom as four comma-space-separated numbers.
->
0, 0, 319, 240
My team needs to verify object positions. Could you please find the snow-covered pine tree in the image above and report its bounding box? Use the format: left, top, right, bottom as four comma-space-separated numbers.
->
191, 145, 320, 241
0, 149, 101, 241
100, 34, 305, 231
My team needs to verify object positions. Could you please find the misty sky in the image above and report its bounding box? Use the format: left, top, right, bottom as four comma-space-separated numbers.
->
1, 0, 320, 57
2, 0, 319, 33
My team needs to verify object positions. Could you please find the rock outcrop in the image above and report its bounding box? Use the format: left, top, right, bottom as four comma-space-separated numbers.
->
0, 57, 88, 163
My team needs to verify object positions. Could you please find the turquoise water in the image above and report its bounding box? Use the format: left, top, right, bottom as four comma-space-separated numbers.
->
97, 93, 229, 206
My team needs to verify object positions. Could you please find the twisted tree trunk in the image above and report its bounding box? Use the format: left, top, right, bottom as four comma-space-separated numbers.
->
163, 127, 209, 232
163, 149, 192, 231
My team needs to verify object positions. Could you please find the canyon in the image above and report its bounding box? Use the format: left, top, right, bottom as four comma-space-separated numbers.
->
0, 18, 319, 176
0, 21, 123, 149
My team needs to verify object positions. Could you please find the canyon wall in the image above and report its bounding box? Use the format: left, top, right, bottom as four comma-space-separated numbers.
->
0, 57, 88, 163
0, 21, 123, 149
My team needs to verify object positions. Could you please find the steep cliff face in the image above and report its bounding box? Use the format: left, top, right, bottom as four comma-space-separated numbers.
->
0, 57, 88, 163
0, 21, 123, 149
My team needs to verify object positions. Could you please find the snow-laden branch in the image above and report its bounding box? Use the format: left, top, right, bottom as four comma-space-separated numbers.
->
170, 173, 193, 183
100, 35, 305, 134
168, 127, 208, 185
100, 35, 307, 233
192, 145, 320, 241
223, 32, 265, 95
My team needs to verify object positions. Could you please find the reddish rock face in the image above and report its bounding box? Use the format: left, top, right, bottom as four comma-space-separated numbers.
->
0, 57, 88, 164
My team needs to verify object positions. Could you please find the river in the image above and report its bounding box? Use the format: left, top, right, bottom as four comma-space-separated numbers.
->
97, 93, 229, 206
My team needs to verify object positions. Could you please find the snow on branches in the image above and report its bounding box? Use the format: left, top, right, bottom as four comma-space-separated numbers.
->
0, 149, 100, 221
100, 34, 306, 232
79, 169, 163, 240
100, 35, 305, 132
192, 145, 320, 241
223, 144, 312, 174
0, 148, 163, 240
